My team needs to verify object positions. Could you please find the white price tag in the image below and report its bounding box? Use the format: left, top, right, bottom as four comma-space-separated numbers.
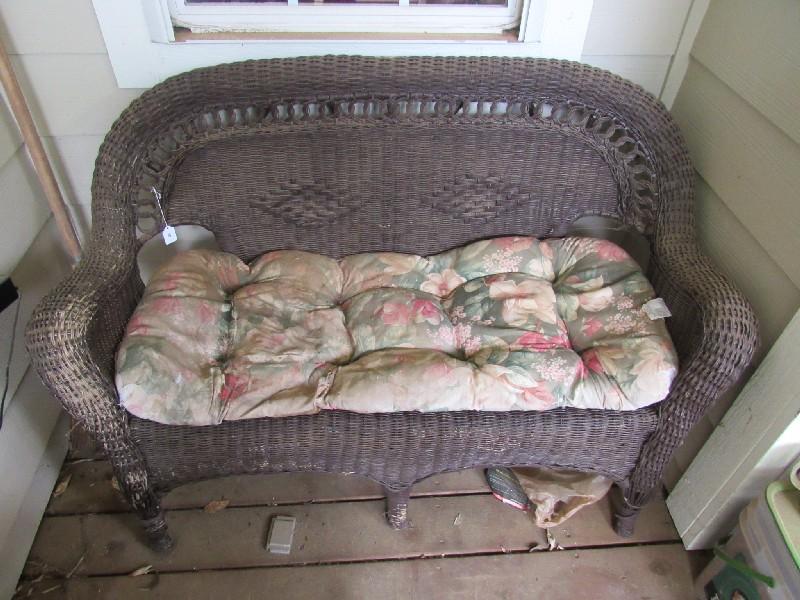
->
151, 187, 177, 246
162, 225, 178, 245
643, 298, 671, 320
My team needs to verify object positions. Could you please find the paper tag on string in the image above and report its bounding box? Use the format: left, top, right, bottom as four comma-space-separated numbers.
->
151, 187, 178, 246
162, 225, 177, 245
643, 298, 671, 320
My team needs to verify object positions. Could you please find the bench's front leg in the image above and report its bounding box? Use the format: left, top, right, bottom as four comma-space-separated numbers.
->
384, 485, 412, 529
611, 483, 640, 538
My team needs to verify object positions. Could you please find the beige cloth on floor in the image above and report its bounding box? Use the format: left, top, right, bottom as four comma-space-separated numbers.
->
513, 466, 612, 528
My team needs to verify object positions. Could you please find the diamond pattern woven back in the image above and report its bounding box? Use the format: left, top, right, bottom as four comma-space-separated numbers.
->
164, 123, 621, 259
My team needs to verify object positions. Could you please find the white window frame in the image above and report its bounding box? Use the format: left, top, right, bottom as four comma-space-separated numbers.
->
92, 0, 593, 88
168, 0, 523, 35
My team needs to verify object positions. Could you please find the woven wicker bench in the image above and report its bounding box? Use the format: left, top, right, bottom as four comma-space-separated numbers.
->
26, 56, 758, 552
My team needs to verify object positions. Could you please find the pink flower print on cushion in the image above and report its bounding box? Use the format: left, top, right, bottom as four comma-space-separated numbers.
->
126, 313, 149, 336
538, 240, 555, 260
411, 298, 443, 325
581, 317, 604, 338
220, 372, 250, 403
432, 325, 456, 347
593, 239, 631, 262
420, 269, 466, 297
377, 302, 413, 326
424, 360, 456, 380
492, 237, 535, 253
159, 272, 183, 291
581, 349, 605, 375
484, 248, 523, 273
196, 302, 219, 325
150, 296, 185, 315
577, 287, 615, 312
488, 277, 559, 327
483, 363, 556, 410
630, 341, 677, 401
214, 261, 248, 293
576, 359, 588, 379
453, 322, 482, 356
515, 331, 567, 351
520, 383, 556, 409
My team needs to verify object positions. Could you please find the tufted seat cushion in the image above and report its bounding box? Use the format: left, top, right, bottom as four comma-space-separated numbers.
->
116, 237, 678, 425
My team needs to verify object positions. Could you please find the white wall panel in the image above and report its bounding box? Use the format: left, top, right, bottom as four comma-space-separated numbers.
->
0, 98, 22, 167
673, 59, 800, 288
0, 149, 51, 278
581, 54, 671, 96
10, 54, 143, 137
692, 0, 800, 145
695, 176, 800, 357
43, 135, 103, 206
583, 0, 692, 55
0, 0, 107, 55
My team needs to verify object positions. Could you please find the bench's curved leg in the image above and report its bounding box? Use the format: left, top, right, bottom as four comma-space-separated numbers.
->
113, 463, 174, 552
140, 509, 174, 552
384, 486, 412, 530
611, 483, 641, 538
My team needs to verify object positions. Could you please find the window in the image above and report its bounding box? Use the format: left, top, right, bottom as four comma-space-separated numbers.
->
168, 0, 523, 36
94, 0, 594, 88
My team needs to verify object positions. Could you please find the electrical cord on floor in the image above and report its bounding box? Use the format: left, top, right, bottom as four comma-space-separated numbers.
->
0, 298, 21, 432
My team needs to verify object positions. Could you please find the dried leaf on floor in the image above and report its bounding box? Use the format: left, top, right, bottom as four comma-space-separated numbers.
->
52, 474, 72, 497
110, 477, 120, 492
129, 565, 153, 577
545, 529, 563, 551
452, 513, 462, 526
204, 499, 230, 513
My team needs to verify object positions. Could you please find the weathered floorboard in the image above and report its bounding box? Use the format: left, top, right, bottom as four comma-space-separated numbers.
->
46, 463, 490, 515
20, 543, 695, 600
27, 494, 677, 578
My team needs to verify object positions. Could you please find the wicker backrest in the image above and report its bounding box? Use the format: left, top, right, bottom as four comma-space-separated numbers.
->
92, 57, 688, 262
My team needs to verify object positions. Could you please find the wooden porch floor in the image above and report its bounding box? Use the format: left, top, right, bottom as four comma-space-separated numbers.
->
16, 440, 704, 599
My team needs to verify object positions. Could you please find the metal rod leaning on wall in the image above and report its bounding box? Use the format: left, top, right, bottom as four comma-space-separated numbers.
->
0, 32, 82, 262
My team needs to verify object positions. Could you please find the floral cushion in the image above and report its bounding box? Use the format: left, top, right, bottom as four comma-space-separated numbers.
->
116, 237, 678, 425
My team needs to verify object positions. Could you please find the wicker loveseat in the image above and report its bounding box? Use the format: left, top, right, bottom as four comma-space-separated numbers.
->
26, 56, 757, 551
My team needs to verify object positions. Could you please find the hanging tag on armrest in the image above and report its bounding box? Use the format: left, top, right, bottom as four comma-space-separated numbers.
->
162, 225, 177, 245
643, 298, 671, 320
152, 187, 178, 246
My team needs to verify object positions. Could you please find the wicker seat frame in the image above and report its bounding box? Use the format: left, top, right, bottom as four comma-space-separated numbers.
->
26, 57, 758, 551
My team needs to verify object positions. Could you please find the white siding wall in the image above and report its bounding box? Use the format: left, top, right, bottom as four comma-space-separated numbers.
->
0, 52, 55, 408
0, 0, 697, 241
0, 220, 72, 600
664, 0, 800, 481
0, 15, 74, 590
0, 86, 50, 279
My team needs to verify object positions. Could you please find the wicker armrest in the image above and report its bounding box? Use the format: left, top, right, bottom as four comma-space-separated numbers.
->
626, 235, 758, 504
26, 239, 169, 533
659, 238, 757, 427
25, 243, 142, 442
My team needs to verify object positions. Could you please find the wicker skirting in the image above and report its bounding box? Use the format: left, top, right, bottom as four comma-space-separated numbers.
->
131, 408, 659, 493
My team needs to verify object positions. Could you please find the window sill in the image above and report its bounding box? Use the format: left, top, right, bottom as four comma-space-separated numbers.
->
93, 0, 593, 88
173, 28, 520, 44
